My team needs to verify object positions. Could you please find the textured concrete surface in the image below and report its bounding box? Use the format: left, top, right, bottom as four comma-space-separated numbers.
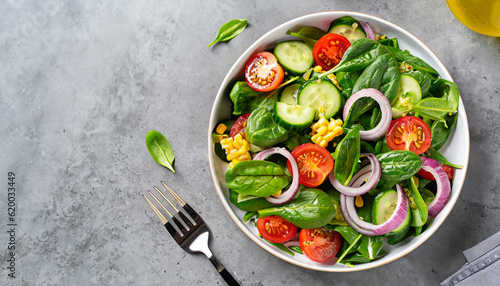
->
1, 1, 499, 285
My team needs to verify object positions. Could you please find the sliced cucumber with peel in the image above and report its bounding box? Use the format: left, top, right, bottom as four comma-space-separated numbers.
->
391, 74, 422, 118
274, 41, 314, 75
279, 83, 301, 104
372, 189, 411, 234
274, 101, 316, 130
328, 16, 367, 43
297, 80, 342, 119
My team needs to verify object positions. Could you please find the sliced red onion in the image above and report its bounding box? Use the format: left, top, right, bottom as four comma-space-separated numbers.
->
283, 240, 300, 248
253, 147, 299, 205
360, 21, 376, 40
329, 153, 381, 196
343, 88, 392, 141
420, 156, 451, 217
340, 184, 409, 236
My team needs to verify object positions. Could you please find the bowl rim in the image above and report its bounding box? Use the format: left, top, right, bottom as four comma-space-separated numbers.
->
207, 10, 470, 272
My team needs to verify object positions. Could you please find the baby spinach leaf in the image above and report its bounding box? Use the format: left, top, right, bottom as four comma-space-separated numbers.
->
357, 235, 384, 260
405, 70, 433, 97
337, 70, 362, 100
258, 188, 336, 229
425, 147, 463, 169
287, 26, 326, 48
229, 81, 266, 115
386, 46, 439, 77
429, 79, 460, 112
409, 176, 428, 228
413, 97, 455, 123
243, 211, 258, 223
208, 19, 248, 47
225, 160, 291, 197
431, 112, 458, 150
321, 39, 390, 78
376, 150, 422, 181
145, 130, 175, 173
246, 97, 290, 147
334, 128, 361, 186
229, 189, 274, 211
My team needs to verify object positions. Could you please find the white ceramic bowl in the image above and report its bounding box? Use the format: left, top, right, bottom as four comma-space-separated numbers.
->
207, 11, 470, 272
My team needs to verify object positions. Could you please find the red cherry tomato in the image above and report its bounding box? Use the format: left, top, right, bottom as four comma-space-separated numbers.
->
257, 215, 298, 244
312, 33, 351, 71
299, 228, 342, 263
245, 51, 284, 92
286, 143, 334, 187
418, 164, 454, 181
230, 113, 251, 138
386, 116, 432, 155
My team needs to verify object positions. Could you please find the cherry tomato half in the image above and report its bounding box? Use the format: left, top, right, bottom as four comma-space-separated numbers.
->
386, 116, 432, 155
299, 228, 342, 263
245, 51, 284, 92
312, 33, 351, 71
286, 143, 334, 187
418, 164, 454, 181
257, 215, 298, 244
230, 113, 251, 138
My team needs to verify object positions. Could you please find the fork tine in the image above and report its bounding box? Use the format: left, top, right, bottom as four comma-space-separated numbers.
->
142, 195, 168, 224
161, 181, 185, 206
160, 181, 198, 226
145, 190, 188, 239
153, 186, 194, 230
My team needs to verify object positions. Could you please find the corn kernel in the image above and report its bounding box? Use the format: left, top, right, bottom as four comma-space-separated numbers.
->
216, 124, 227, 135
313, 66, 323, 72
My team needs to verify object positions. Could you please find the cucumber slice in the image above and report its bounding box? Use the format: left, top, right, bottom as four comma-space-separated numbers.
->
372, 189, 411, 234
391, 74, 423, 118
279, 83, 301, 104
274, 41, 314, 75
297, 80, 342, 119
328, 16, 366, 43
274, 101, 316, 130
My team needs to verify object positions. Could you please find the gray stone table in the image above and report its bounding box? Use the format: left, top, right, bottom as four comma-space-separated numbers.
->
1, 1, 499, 285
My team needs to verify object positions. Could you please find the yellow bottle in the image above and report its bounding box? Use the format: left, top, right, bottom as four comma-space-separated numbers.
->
446, 0, 500, 36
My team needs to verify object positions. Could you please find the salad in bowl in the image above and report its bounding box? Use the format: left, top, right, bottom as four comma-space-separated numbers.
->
208, 11, 469, 271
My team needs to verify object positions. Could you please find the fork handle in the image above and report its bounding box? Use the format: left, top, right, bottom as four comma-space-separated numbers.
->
208, 255, 241, 286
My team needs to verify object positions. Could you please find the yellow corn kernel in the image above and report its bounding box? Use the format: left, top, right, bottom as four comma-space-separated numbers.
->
216, 124, 227, 135
355, 195, 364, 208
316, 126, 328, 136
327, 74, 342, 91
323, 132, 335, 142
313, 65, 323, 72
311, 134, 322, 144
319, 140, 328, 148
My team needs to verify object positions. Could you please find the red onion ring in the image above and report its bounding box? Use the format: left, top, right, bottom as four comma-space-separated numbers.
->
253, 147, 299, 205
343, 88, 392, 141
360, 21, 376, 41
340, 184, 409, 236
420, 156, 451, 217
329, 153, 381, 196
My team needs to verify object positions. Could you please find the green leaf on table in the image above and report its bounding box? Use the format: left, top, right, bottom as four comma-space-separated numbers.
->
208, 19, 248, 47
146, 130, 175, 173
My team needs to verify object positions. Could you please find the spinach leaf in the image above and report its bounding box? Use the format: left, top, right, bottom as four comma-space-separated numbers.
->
319, 39, 389, 77
425, 147, 463, 169
352, 53, 400, 102
357, 235, 384, 260
376, 150, 422, 181
334, 128, 361, 186
386, 46, 439, 77
229, 81, 266, 115
208, 19, 248, 47
287, 26, 326, 48
145, 130, 175, 173
431, 112, 458, 150
243, 211, 258, 223
334, 226, 362, 256
337, 70, 362, 100
229, 189, 274, 211
408, 176, 428, 228
343, 53, 400, 126
225, 160, 291, 197
428, 79, 460, 113
258, 188, 336, 229
413, 97, 455, 123
405, 70, 433, 97
246, 99, 290, 147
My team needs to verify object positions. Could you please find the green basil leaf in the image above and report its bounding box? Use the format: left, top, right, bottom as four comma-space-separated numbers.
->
145, 130, 175, 173
334, 129, 361, 185
258, 188, 336, 229
287, 26, 326, 48
376, 150, 422, 181
208, 19, 248, 47
225, 160, 291, 197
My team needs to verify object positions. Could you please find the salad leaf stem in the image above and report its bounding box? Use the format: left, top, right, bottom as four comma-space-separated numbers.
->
336, 233, 363, 264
